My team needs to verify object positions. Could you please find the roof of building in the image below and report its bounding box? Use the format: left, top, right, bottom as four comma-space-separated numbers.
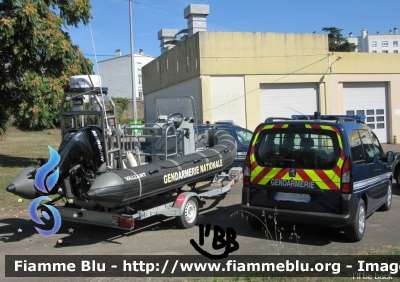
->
98, 52, 156, 63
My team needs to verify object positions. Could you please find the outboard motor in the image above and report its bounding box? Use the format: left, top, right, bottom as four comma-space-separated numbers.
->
6, 126, 106, 199
58, 125, 105, 180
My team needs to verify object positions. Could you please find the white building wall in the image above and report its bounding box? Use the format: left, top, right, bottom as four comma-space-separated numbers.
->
209, 76, 246, 128
347, 36, 361, 52
98, 53, 155, 99
345, 29, 400, 53
367, 34, 400, 53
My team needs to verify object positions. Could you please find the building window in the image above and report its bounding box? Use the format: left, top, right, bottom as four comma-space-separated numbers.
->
382, 50, 389, 53
138, 74, 142, 85
371, 41, 377, 47
382, 41, 388, 47
394, 50, 399, 53
372, 51, 377, 53
394, 41, 398, 47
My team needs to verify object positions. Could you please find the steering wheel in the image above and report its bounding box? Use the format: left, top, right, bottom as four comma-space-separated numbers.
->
168, 113, 184, 128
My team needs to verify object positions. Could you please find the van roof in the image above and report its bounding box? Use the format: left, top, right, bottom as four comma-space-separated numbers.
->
265, 112, 366, 124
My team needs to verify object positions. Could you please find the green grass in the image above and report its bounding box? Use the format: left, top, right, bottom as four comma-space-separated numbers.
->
0, 127, 61, 207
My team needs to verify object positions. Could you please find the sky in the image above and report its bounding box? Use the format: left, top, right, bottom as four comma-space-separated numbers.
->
65, 0, 400, 73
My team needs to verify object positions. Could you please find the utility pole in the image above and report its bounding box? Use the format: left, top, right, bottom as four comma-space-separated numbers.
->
129, 0, 137, 122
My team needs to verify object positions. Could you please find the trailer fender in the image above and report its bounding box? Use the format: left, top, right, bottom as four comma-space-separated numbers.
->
174, 192, 202, 211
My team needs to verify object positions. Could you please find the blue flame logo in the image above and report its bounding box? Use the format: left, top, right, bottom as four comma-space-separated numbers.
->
29, 196, 62, 236
34, 146, 60, 193
29, 146, 62, 236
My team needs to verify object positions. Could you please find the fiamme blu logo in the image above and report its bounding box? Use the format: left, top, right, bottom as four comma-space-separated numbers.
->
28, 146, 62, 236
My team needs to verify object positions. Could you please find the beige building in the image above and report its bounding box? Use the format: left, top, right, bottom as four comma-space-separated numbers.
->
143, 31, 400, 143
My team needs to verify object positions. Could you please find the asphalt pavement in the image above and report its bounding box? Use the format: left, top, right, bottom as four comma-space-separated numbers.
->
1, 143, 400, 281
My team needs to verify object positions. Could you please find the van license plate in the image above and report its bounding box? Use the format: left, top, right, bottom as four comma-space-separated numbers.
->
274, 192, 311, 203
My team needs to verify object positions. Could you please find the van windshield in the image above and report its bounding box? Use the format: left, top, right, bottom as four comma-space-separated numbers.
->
254, 128, 340, 170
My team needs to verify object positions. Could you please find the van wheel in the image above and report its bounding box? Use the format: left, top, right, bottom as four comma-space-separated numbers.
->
396, 170, 400, 188
247, 214, 265, 230
345, 199, 366, 242
176, 198, 198, 229
379, 182, 392, 211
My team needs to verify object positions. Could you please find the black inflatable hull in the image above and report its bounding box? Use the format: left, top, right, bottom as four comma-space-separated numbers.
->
86, 130, 236, 205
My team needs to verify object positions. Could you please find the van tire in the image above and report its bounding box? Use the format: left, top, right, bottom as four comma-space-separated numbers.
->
379, 181, 392, 211
396, 169, 400, 188
345, 199, 366, 242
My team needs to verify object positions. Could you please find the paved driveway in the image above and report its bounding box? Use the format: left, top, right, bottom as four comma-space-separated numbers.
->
1, 180, 399, 258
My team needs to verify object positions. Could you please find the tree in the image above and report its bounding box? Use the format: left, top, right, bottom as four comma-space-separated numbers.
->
0, 0, 93, 135
322, 27, 357, 52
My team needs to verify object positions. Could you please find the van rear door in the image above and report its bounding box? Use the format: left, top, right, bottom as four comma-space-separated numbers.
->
248, 124, 343, 213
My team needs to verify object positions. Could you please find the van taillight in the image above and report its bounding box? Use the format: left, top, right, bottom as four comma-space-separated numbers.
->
243, 155, 251, 186
341, 157, 352, 193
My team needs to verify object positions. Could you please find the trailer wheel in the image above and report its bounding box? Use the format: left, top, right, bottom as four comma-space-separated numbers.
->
176, 197, 198, 229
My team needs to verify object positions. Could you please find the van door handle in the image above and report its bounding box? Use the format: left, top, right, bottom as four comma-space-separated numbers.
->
374, 169, 382, 171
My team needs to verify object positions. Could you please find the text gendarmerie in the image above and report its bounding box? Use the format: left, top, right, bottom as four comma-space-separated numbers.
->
270, 179, 315, 188
163, 160, 223, 184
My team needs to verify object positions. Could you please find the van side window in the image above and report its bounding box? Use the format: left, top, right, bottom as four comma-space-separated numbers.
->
359, 129, 375, 164
236, 129, 253, 146
349, 130, 365, 164
371, 132, 385, 159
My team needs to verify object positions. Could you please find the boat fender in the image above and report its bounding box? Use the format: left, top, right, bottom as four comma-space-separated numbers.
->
126, 151, 137, 167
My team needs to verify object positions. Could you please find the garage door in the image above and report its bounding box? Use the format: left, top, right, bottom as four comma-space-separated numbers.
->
343, 82, 388, 143
260, 83, 318, 121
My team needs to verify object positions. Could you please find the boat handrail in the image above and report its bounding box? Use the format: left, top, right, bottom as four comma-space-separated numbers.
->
120, 122, 179, 162
60, 89, 122, 169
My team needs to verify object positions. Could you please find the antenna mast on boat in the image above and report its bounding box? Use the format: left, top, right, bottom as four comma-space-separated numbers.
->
129, 0, 137, 122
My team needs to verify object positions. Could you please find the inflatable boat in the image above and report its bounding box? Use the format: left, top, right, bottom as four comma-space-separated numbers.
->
6, 81, 237, 209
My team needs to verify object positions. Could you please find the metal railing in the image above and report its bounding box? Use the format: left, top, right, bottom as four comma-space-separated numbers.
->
59, 88, 122, 168
120, 123, 179, 163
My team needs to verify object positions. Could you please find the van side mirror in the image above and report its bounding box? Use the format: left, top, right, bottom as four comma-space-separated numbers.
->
385, 151, 394, 162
